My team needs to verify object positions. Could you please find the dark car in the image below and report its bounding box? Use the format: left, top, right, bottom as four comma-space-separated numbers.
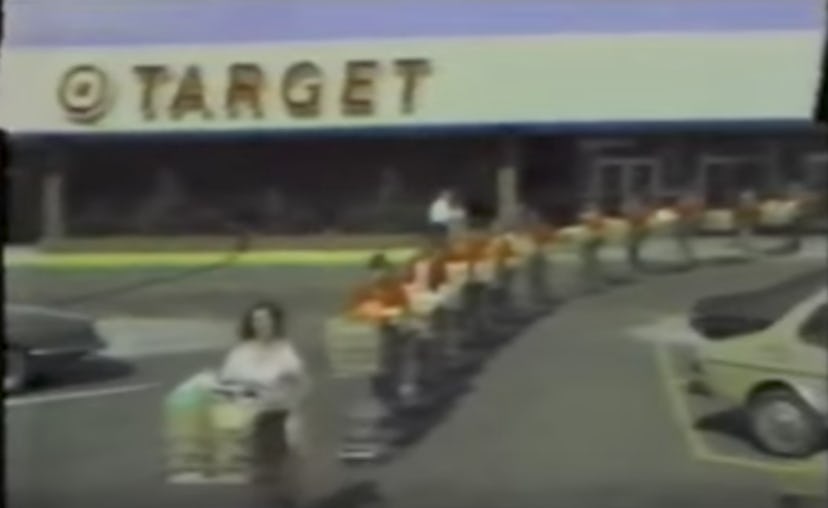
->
5, 305, 106, 393
690, 268, 828, 340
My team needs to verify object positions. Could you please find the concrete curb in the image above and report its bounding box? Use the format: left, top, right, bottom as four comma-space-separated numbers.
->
97, 318, 235, 358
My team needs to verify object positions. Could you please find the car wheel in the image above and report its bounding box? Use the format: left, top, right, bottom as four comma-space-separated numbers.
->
5, 347, 30, 394
748, 388, 824, 458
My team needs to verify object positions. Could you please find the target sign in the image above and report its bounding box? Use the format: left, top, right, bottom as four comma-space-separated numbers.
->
56, 65, 114, 124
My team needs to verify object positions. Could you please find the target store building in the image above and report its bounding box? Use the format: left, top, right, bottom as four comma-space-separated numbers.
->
2, 0, 826, 242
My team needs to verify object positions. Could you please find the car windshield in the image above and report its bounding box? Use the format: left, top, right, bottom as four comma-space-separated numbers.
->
696, 268, 827, 324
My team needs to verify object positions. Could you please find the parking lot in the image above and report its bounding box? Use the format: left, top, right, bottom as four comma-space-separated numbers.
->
5, 242, 826, 508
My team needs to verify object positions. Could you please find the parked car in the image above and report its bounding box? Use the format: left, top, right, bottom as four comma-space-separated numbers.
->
5, 304, 106, 393
693, 288, 827, 458
690, 268, 826, 340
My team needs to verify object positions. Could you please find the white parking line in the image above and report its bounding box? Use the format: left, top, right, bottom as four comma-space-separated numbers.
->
5, 382, 159, 408
627, 315, 705, 346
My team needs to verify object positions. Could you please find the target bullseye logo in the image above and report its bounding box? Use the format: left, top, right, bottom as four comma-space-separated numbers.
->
57, 65, 114, 124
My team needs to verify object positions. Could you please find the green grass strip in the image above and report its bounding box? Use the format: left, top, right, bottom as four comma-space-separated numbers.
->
4, 248, 417, 269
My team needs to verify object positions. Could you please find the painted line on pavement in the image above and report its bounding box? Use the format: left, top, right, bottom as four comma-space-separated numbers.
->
653, 343, 823, 475
628, 315, 703, 346
5, 382, 159, 408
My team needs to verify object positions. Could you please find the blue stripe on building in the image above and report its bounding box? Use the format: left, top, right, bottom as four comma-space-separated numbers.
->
6, 0, 823, 48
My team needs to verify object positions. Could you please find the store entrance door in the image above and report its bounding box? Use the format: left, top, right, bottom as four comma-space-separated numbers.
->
588, 157, 659, 213
699, 155, 763, 208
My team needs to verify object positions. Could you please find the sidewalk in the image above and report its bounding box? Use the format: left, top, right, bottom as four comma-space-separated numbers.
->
96, 318, 236, 359
4, 235, 825, 268
572, 236, 827, 263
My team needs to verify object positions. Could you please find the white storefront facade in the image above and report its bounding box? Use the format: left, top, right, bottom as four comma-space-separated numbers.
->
1, 0, 826, 240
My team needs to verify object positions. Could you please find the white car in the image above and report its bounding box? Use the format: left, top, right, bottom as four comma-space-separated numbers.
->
695, 288, 827, 457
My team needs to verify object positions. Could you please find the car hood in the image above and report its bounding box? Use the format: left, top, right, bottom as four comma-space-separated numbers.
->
5, 305, 104, 351
690, 269, 826, 340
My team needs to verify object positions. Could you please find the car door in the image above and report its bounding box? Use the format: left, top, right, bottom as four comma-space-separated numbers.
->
790, 300, 828, 417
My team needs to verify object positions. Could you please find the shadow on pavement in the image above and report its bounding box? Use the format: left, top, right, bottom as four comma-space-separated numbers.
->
308, 480, 386, 508
762, 241, 800, 255
694, 407, 751, 443
702, 255, 753, 266
392, 386, 467, 453
639, 261, 699, 275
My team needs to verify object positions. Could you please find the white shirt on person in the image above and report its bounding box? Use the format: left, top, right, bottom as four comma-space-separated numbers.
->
219, 339, 310, 412
429, 196, 453, 225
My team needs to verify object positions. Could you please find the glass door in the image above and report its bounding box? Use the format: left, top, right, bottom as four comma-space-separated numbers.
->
698, 155, 764, 208
589, 157, 659, 213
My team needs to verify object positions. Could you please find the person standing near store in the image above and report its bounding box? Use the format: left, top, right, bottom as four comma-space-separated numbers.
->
446, 193, 469, 242
428, 189, 456, 241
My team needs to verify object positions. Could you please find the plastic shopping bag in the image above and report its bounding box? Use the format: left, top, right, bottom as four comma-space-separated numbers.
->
164, 370, 217, 479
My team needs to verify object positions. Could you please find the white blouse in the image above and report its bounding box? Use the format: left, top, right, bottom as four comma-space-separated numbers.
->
219, 340, 311, 412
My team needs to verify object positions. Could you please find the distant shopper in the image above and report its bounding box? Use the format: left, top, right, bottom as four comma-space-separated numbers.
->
446, 193, 469, 241
429, 189, 469, 241
428, 189, 455, 240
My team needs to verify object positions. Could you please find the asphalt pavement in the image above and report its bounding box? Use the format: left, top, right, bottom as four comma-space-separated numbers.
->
5, 238, 827, 508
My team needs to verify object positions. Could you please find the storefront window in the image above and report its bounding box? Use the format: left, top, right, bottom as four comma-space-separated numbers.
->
659, 163, 696, 192
698, 155, 768, 208
586, 156, 659, 213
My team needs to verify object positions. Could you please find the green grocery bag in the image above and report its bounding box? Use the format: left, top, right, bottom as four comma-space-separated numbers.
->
164, 370, 217, 480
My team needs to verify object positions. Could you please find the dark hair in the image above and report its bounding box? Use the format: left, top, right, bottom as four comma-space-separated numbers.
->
238, 300, 286, 341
